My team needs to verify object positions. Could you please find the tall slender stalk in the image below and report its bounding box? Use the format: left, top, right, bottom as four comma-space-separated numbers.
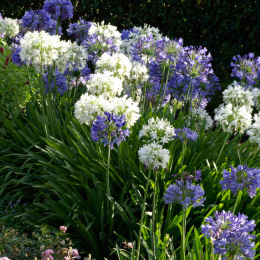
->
26, 65, 34, 105
136, 169, 152, 260
216, 132, 229, 164
152, 170, 159, 259
232, 190, 242, 214
106, 141, 111, 218
181, 207, 187, 260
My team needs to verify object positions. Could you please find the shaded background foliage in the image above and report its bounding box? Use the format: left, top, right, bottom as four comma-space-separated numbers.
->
1, 0, 259, 81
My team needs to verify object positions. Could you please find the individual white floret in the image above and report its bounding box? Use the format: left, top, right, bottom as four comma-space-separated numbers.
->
138, 142, 170, 170
0, 17, 19, 38
87, 71, 123, 97
247, 112, 260, 147
96, 52, 132, 79
223, 81, 254, 109
214, 103, 252, 134
139, 117, 175, 144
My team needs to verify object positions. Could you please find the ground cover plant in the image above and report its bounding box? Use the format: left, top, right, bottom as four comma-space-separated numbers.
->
0, 1, 259, 259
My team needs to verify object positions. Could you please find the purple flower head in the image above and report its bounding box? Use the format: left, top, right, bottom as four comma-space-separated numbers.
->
0, 13, 3, 20
44, 70, 68, 95
201, 210, 256, 259
220, 165, 260, 198
174, 127, 198, 142
121, 28, 134, 40
11, 46, 24, 66
168, 46, 220, 101
231, 53, 260, 87
91, 112, 130, 149
164, 180, 205, 208
21, 9, 61, 35
81, 64, 91, 80
43, 0, 73, 21
68, 18, 92, 43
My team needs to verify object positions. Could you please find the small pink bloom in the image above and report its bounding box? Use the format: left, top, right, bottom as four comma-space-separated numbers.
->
59, 225, 67, 233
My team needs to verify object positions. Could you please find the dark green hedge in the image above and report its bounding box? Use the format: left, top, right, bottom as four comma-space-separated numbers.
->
1, 0, 259, 80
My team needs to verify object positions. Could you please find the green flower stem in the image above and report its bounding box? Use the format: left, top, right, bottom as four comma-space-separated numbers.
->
152, 170, 159, 259
232, 190, 242, 214
26, 65, 34, 104
106, 141, 111, 218
181, 207, 187, 260
56, 16, 60, 35
216, 132, 229, 164
136, 169, 152, 260
159, 65, 171, 112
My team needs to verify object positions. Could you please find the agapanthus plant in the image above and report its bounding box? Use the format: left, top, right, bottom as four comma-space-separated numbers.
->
220, 164, 260, 198
247, 112, 260, 147
174, 127, 198, 142
43, 70, 68, 95
67, 18, 92, 43
86, 71, 123, 98
201, 210, 256, 259
82, 21, 122, 63
164, 179, 205, 209
138, 117, 175, 144
231, 53, 260, 88
21, 9, 61, 35
43, 0, 74, 21
0, 17, 20, 39
91, 112, 130, 149
138, 142, 170, 170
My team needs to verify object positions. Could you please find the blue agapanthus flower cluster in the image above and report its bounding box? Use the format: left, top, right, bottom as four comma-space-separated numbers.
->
174, 127, 198, 142
43, 0, 73, 21
164, 179, 205, 208
168, 46, 220, 100
11, 46, 24, 66
129, 34, 220, 103
231, 53, 260, 88
67, 18, 92, 44
91, 112, 130, 149
220, 165, 260, 198
201, 210, 256, 259
44, 71, 68, 95
21, 9, 61, 35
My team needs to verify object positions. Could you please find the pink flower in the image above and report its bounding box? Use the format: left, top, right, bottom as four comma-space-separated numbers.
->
59, 225, 67, 233
41, 249, 54, 260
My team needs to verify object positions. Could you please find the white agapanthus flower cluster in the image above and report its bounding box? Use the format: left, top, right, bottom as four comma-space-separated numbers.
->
88, 21, 122, 49
121, 24, 163, 54
19, 31, 87, 73
247, 112, 260, 147
87, 71, 123, 97
0, 17, 19, 38
128, 61, 149, 83
138, 142, 170, 170
189, 107, 213, 130
74, 94, 140, 127
214, 103, 252, 134
223, 81, 254, 109
96, 52, 132, 79
214, 80, 260, 134
139, 117, 175, 144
